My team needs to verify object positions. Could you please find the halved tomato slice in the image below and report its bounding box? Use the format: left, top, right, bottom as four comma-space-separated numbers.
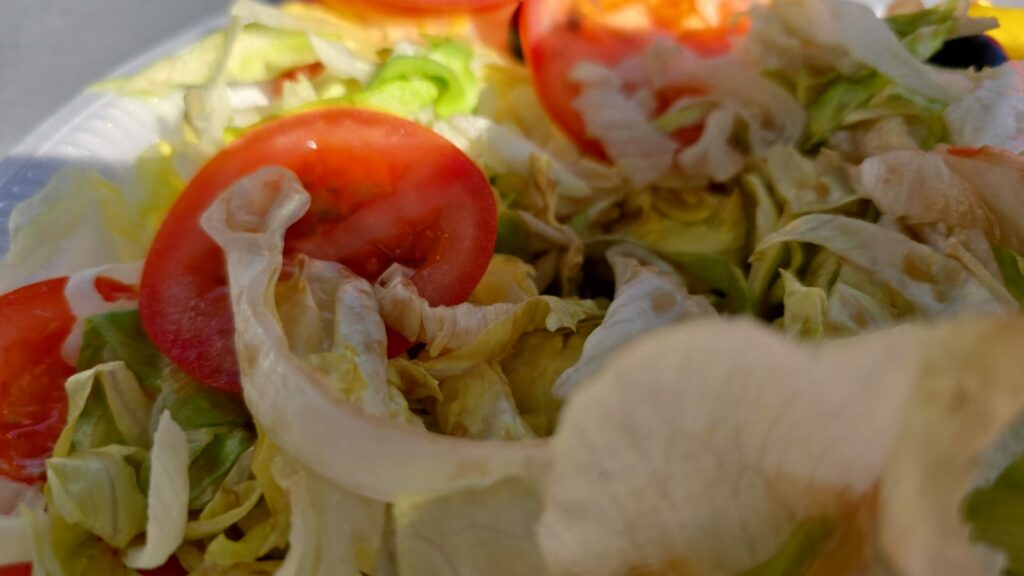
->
521, 0, 746, 157
0, 274, 141, 484
0, 278, 75, 484
140, 108, 497, 393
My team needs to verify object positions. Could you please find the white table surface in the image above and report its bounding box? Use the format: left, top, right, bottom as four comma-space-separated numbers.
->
0, 0, 224, 158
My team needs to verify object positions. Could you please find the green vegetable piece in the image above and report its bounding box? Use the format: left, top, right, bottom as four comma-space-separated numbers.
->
805, 74, 890, 146
740, 517, 835, 576
994, 245, 1024, 307
963, 455, 1024, 573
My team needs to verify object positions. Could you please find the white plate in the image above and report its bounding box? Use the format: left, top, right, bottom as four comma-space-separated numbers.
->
0, 13, 226, 256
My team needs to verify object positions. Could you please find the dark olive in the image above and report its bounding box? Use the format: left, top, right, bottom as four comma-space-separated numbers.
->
928, 35, 1009, 71
508, 2, 524, 62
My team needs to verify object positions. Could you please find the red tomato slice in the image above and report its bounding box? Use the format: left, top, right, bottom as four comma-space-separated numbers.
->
140, 108, 497, 393
0, 564, 30, 576
521, 0, 742, 157
0, 278, 75, 484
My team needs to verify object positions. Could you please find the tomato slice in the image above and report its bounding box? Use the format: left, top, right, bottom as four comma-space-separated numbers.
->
140, 108, 497, 393
0, 278, 75, 484
0, 564, 30, 576
521, 0, 743, 157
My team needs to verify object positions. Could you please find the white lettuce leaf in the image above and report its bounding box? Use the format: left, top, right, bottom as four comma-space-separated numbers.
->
553, 247, 715, 398
853, 149, 996, 234
757, 214, 1009, 316
540, 318, 918, 575
571, 62, 677, 187
123, 411, 190, 570
539, 316, 1024, 575
201, 167, 548, 501
880, 319, 1024, 576
945, 62, 1024, 153
675, 107, 745, 182
644, 42, 806, 153
394, 478, 547, 576
274, 454, 386, 576
941, 146, 1024, 254
433, 115, 592, 199
376, 265, 594, 360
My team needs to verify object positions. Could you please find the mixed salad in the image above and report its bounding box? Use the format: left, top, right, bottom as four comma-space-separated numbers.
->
2, 0, 1024, 574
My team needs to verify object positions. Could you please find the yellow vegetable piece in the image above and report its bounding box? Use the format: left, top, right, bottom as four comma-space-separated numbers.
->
970, 4, 1024, 60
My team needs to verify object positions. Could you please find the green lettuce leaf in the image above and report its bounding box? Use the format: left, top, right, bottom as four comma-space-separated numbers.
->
187, 427, 257, 510
435, 363, 536, 440
740, 517, 835, 576
56, 362, 154, 457
77, 310, 167, 390
76, 310, 254, 511
354, 39, 479, 119
46, 445, 148, 548
993, 245, 1024, 307
628, 188, 748, 266
25, 506, 134, 576
806, 73, 890, 146
781, 270, 828, 340
963, 454, 1024, 573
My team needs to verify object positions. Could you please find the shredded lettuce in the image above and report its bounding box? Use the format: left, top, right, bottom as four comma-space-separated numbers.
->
0, 143, 184, 293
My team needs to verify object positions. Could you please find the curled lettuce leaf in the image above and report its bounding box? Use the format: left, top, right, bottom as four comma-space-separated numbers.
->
553, 248, 715, 398
201, 167, 548, 501
781, 270, 827, 340
123, 411, 190, 570
46, 445, 148, 549
880, 320, 1024, 575
468, 254, 539, 305
539, 315, 1024, 575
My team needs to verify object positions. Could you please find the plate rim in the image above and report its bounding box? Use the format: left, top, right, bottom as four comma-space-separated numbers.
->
0, 11, 228, 193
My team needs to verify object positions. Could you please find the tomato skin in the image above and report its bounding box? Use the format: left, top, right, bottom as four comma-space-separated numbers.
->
141, 108, 497, 393
0, 278, 75, 484
521, 0, 738, 157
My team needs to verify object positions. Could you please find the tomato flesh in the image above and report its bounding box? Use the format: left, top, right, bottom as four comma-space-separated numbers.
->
0, 564, 30, 576
140, 108, 497, 393
0, 278, 75, 484
521, 0, 742, 157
